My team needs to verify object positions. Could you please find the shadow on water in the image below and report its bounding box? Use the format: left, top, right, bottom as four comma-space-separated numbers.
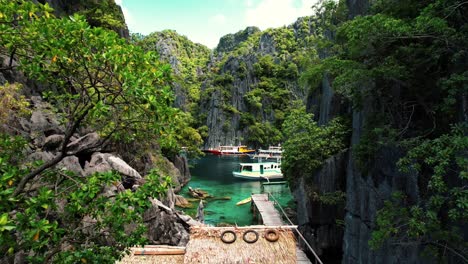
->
180, 154, 294, 226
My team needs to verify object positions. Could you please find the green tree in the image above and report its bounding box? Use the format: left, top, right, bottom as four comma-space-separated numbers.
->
281, 106, 349, 181
299, 0, 467, 260
370, 124, 468, 262
0, 1, 191, 262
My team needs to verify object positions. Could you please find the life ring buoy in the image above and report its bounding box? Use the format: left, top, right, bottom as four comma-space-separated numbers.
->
264, 229, 279, 242
242, 230, 259, 244
220, 230, 237, 244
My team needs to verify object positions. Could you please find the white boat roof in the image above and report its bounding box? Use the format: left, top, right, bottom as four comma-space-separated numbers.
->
239, 162, 280, 166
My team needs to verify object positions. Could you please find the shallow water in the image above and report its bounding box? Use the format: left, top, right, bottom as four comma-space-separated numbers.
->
180, 154, 294, 226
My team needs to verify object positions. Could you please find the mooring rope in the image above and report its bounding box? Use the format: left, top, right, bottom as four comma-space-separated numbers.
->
267, 192, 324, 264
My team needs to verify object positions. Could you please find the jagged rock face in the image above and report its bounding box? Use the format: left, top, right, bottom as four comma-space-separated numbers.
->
200, 53, 259, 148
135, 31, 210, 110
200, 19, 314, 149
338, 105, 431, 263
215, 26, 260, 53
144, 205, 190, 246
293, 151, 348, 261
172, 155, 191, 186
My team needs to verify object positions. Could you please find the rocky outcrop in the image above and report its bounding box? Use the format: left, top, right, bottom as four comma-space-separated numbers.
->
41, 0, 130, 38
136, 30, 210, 110
342, 145, 427, 264
172, 155, 191, 186
66, 132, 101, 154
198, 16, 319, 149
144, 200, 190, 246
293, 151, 348, 261
215, 27, 260, 54
200, 53, 259, 148
57, 156, 84, 176
2, 80, 193, 254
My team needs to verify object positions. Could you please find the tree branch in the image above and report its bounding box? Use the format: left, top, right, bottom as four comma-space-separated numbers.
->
12, 104, 92, 197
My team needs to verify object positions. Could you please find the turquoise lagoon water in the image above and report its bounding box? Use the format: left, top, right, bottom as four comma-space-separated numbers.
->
179, 154, 295, 226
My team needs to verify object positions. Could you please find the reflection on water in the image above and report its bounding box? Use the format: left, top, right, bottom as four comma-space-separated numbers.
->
180, 155, 294, 226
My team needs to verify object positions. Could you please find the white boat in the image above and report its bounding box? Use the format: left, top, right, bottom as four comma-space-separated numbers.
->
251, 145, 283, 161
203, 145, 255, 155
232, 162, 283, 180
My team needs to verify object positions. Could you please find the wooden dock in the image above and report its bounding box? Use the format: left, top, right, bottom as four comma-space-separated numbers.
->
251, 193, 313, 264
251, 193, 284, 225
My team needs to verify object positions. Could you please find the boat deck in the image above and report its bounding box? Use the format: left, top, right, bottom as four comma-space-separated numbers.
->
251, 194, 312, 264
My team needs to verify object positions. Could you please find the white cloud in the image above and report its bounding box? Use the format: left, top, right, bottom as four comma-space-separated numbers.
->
191, 34, 220, 49
244, 0, 319, 29
115, 0, 135, 31
210, 14, 226, 24
246, 0, 254, 7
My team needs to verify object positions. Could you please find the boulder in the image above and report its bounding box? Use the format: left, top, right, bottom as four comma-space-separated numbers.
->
143, 204, 190, 246
107, 156, 142, 179
188, 187, 210, 199
172, 155, 191, 186
83, 152, 112, 176
67, 132, 100, 154
57, 156, 84, 176
102, 183, 122, 198
27, 151, 55, 164
177, 213, 203, 227
43, 134, 64, 151
29, 96, 61, 133
174, 194, 191, 208
150, 155, 182, 192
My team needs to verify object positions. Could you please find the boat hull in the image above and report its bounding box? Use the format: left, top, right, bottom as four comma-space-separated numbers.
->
203, 149, 221, 155
232, 171, 283, 180
202, 147, 255, 156
236, 197, 252, 205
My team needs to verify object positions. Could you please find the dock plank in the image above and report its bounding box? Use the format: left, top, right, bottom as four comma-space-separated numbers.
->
251, 194, 283, 226
296, 248, 312, 264
251, 194, 312, 264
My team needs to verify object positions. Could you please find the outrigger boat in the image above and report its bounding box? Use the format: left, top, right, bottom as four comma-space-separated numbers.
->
232, 162, 283, 180
203, 145, 255, 155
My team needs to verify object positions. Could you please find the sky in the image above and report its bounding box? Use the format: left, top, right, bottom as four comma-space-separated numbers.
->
115, 0, 320, 49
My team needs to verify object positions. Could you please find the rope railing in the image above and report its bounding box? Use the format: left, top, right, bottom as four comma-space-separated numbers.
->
266, 192, 324, 264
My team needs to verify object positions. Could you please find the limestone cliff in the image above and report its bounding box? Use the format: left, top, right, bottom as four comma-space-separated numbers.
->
39, 0, 129, 38
134, 30, 211, 110
199, 18, 316, 149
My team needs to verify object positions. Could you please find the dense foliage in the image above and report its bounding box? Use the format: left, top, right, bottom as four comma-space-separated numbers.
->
281, 106, 349, 183
370, 124, 467, 262
0, 134, 171, 263
132, 30, 208, 154
0, 1, 196, 262
302, 0, 468, 261
197, 18, 319, 147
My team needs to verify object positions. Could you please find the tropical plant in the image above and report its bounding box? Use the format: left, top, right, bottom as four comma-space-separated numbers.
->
0, 1, 192, 262
281, 106, 349, 181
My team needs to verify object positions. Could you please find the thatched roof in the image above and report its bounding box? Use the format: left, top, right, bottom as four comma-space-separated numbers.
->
184, 226, 297, 264
116, 245, 185, 264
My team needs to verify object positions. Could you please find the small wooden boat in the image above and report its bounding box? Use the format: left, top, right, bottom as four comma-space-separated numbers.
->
236, 197, 252, 205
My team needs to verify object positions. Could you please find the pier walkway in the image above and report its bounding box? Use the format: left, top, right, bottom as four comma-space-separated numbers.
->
251, 193, 284, 225
251, 193, 322, 264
